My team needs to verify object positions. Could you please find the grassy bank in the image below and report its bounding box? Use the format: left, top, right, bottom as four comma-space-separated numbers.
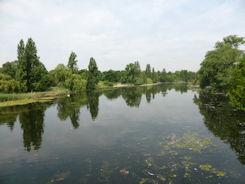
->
0, 87, 67, 107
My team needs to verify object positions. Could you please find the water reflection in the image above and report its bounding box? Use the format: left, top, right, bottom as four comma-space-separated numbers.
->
19, 103, 51, 151
1, 84, 245, 184
0, 106, 19, 131
57, 96, 86, 129
0, 84, 188, 152
87, 91, 100, 120
194, 91, 245, 164
0, 103, 51, 151
121, 87, 142, 107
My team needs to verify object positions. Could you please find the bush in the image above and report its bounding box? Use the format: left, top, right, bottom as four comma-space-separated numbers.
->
64, 74, 87, 93
228, 56, 245, 111
103, 80, 113, 87
146, 78, 153, 84
0, 73, 20, 93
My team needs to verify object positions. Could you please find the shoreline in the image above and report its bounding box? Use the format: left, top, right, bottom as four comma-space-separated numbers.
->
0, 82, 197, 107
0, 87, 67, 108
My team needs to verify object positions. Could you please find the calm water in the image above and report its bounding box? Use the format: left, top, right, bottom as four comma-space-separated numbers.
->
0, 84, 245, 184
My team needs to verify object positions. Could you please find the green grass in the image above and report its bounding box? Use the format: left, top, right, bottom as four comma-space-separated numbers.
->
0, 87, 67, 107
0, 98, 53, 107
97, 81, 115, 89
0, 93, 26, 100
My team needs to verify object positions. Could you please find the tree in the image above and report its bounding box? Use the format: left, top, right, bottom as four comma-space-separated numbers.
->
199, 35, 244, 92
1, 61, 18, 79
64, 74, 87, 93
86, 57, 99, 90
16, 38, 49, 92
124, 61, 141, 84
160, 69, 167, 82
102, 70, 122, 82
228, 56, 245, 111
16, 39, 27, 91
17, 39, 25, 64
67, 52, 78, 73
180, 70, 189, 82
152, 68, 158, 83
0, 73, 20, 93
145, 64, 151, 78
51, 64, 72, 86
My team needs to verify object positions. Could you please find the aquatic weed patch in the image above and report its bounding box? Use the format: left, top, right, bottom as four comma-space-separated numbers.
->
135, 133, 226, 184
163, 133, 217, 153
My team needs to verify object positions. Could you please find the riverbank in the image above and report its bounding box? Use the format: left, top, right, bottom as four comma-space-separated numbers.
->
0, 87, 67, 107
114, 82, 163, 88
0, 82, 199, 107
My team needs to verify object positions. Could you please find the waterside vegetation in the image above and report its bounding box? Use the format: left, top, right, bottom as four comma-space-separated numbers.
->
0, 35, 245, 110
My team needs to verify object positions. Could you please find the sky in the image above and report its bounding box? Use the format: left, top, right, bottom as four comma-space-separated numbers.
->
0, 0, 244, 72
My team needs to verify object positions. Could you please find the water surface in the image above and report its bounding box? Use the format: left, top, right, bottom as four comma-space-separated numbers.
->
0, 84, 245, 184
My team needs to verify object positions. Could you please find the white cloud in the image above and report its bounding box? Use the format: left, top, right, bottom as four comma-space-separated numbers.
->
0, 0, 244, 71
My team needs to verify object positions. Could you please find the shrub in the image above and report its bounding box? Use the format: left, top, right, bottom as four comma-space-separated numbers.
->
146, 78, 153, 84
103, 80, 113, 87
0, 73, 20, 93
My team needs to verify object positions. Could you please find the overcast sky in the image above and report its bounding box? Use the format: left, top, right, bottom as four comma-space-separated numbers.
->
0, 0, 244, 72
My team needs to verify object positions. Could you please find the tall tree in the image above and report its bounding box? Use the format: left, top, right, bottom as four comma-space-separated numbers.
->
16, 39, 27, 91
145, 64, 151, 78
16, 38, 48, 92
199, 35, 245, 92
228, 55, 245, 111
152, 68, 158, 83
86, 57, 99, 90
67, 51, 78, 73
17, 39, 25, 64
160, 69, 167, 82
124, 61, 141, 84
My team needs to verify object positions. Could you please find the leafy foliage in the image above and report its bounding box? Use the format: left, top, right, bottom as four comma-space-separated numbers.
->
228, 56, 245, 111
86, 57, 99, 90
0, 73, 20, 93
199, 35, 244, 92
16, 38, 49, 92
67, 51, 78, 73
102, 70, 121, 82
145, 64, 151, 78
64, 74, 87, 93
1, 61, 18, 78
124, 61, 141, 84
1, 38, 198, 96
51, 64, 72, 86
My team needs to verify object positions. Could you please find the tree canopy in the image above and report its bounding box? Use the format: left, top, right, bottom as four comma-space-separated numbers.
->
199, 35, 245, 92
86, 57, 99, 90
16, 38, 49, 92
67, 51, 78, 73
228, 56, 245, 111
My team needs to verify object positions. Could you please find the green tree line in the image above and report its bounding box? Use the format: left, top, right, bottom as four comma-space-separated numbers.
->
0, 38, 197, 94
1, 36, 244, 110
198, 35, 245, 111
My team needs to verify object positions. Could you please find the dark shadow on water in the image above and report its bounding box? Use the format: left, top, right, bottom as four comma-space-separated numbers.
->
0, 102, 52, 151
0, 84, 190, 153
194, 91, 245, 164
1, 84, 245, 184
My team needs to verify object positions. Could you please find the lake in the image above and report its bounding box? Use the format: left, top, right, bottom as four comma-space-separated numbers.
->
0, 84, 245, 184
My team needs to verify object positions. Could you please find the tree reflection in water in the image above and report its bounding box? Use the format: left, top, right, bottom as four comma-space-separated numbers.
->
0, 102, 51, 151
57, 96, 87, 129
87, 91, 100, 120
0, 84, 190, 152
19, 103, 51, 151
194, 91, 245, 164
